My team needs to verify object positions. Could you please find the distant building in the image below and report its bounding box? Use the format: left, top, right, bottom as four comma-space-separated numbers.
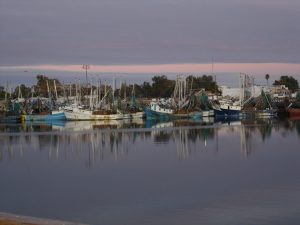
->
270, 85, 290, 99
0, 86, 4, 92
220, 86, 240, 98
205, 91, 219, 100
220, 85, 263, 99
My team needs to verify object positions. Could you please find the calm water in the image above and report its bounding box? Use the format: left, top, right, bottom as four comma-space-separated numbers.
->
0, 118, 300, 225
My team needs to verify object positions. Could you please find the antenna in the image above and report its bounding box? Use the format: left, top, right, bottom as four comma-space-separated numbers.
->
82, 64, 90, 85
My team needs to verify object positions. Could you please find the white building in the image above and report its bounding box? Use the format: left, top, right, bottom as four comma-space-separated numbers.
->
220, 85, 264, 98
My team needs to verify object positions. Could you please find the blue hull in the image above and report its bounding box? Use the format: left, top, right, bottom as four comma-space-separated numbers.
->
144, 107, 170, 120
144, 107, 202, 120
0, 115, 22, 123
215, 109, 242, 118
25, 112, 66, 121
25, 120, 67, 127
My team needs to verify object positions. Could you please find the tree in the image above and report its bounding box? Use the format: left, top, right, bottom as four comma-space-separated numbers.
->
186, 75, 220, 93
13, 84, 32, 98
0, 86, 5, 99
34, 75, 63, 98
151, 75, 175, 98
137, 82, 152, 98
273, 76, 299, 92
265, 74, 270, 86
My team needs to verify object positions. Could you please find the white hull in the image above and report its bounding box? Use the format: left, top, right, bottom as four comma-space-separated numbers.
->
64, 108, 145, 121
202, 110, 215, 117
117, 111, 145, 120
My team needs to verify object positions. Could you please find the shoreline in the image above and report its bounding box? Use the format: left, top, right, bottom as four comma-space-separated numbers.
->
0, 212, 88, 225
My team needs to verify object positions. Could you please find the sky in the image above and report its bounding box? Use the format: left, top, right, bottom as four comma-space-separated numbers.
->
0, 0, 300, 85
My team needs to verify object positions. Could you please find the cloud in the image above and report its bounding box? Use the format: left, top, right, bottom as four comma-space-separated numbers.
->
1, 63, 300, 75
1, 0, 300, 66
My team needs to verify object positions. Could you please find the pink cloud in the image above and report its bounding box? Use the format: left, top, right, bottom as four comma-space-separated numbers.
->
1, 63, 300, 76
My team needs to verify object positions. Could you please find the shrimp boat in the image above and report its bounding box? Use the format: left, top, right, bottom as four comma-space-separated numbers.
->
215, 74, 254, 118
22, 80, 66, 122
23, 110, 66, 122
117, 83, 145, 120
145, 76, 214, 120
243, 89, 277, 118
64, 81, 144, 121
64, 108, 124, 120
215, 100, 243, 118
287, 91, 300, 117
21, 96, 66, 122
0, 112, 22, 123
288, 108, 300, 117
0, 100, 22, 123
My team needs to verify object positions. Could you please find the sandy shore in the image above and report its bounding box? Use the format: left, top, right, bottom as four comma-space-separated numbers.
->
0, 212, 88, 225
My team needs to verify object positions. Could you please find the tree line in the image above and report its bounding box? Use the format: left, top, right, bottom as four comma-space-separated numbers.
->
0, 74, 299, 100
0, 74, 220, 100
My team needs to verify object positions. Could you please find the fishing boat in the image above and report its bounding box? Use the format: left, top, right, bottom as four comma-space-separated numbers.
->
215, 100, 243, 118
21, 80, 67, 122
118, 84, 145, 120
145, 76, 215, 120
144, 98, 174, 120
0, 112, 22, 123
243, 89, 277, 118
145, 97, 204, 120
216, 74, 254, 118
287, 91, 300, 117
64, 106, 124, 121
64, 81, 144, 121
288, 108, 300, 117
22, 110, 66, 122
20, 96, 66, 122
0, 91, 24, 123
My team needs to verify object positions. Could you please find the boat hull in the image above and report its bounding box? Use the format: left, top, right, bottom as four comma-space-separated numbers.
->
144, 107, 170, 120
23, 111, 66, 121
215, 108, 242, 118
202, 110, 215, 117
145, 107, 203, 120
171, 111, 202, 119
244, 110, 277, 118
65, 110, 124, 121
0, 115, 22, 123
288, 108, 300, 117
64, 108, 143, 121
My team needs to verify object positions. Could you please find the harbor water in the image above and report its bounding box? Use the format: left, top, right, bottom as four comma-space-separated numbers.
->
0, 118, 300, 225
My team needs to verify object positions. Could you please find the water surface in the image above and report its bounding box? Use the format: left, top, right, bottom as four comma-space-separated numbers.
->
0, 118, 300, 225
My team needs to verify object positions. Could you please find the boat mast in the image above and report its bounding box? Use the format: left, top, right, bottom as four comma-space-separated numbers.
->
75, 81, 78, 106
5, 81, 8, 103
54, 80, 58, 100
89, 83, 93, 109
46, 80, 50, 98
31, 86, 34, 98
124, 81, 127, 100
46, 80, 53, 111
69, 83, 72, 98
112, 76, 116, 103
98, 78, 101, 107
239, 73, 243, 106
18, 85, 22, 99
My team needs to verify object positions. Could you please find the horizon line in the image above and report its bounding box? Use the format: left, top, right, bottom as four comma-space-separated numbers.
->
1, 63, 300, 75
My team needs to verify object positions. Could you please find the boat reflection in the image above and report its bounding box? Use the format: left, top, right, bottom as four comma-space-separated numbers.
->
0, 118, 299, 165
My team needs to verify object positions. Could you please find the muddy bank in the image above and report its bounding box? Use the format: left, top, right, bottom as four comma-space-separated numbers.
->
0, 212, 88, 225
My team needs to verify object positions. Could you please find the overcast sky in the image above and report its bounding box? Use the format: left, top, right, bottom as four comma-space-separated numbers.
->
1, 0, 300, 67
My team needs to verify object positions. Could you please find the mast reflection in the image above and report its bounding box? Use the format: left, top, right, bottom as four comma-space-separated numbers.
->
0, 118, 299, 164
